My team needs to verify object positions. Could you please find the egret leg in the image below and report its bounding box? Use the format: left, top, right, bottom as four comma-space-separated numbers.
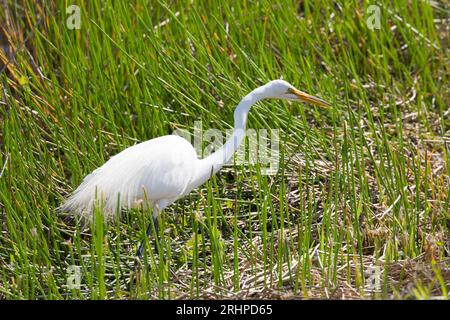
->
136, 213, 159, 258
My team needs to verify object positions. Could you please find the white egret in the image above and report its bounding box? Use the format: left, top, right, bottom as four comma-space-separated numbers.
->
60, 80, 330, 257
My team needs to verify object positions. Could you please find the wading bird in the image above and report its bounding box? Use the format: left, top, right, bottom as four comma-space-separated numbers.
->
60, 80, 330, 257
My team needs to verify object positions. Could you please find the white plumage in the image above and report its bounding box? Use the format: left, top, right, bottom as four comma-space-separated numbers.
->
60, 135, 198, 217
59, 80, 330, 255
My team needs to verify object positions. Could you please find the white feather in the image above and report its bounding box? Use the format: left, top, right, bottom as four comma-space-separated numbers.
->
59, 80, 330, 221
59, 135, 197, 218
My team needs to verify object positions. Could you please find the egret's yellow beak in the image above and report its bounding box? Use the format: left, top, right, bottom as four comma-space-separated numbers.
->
288, 87, 331, 108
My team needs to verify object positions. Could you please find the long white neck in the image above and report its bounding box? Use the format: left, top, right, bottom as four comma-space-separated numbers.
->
188, 88, 263, 190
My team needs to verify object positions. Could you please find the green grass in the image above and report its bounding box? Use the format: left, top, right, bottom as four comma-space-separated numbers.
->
0, 0, 449, 299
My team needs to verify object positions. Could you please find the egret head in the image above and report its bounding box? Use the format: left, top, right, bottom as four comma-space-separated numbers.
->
259, 79, 331, 108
